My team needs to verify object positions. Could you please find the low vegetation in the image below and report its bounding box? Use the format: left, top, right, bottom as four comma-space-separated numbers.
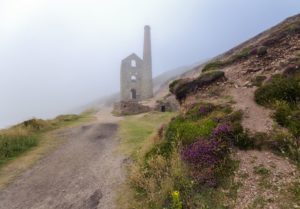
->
120, 105, 246, 209
0, 112, 93, 168
255, 73, 300, 164
202, 46, 267, 73
169, 71, 225, 103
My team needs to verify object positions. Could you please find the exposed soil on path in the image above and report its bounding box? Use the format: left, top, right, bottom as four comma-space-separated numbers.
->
229, 87, 299, 209
0, 108, 125, 209
230, 87, 274, 133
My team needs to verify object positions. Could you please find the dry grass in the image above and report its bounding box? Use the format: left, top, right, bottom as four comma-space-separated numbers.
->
0, 110, 95, 188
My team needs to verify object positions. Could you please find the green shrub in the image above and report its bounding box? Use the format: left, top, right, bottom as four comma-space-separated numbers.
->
274, 101, 293, 126
144, 141, 173, 160
169, 79, 185, 94
185, 103, 216, 121
202, 48, 252, 73
232, 124, 254, 150
202, 61, 224, 72
22, 119, 51, 131
165, 117, 217, 145
55, 114, 80, 122
270, 129, 300, 164
230, 47, 251, 61
273, 102, 300, 137
255, 75, 300, 106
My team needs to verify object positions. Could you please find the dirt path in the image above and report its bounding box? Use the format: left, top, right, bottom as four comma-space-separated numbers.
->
0, 108, 125, 209
228, 87, 299, 208
230, 87, 273, 133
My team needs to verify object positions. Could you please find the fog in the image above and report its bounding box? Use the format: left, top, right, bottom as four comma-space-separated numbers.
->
0, 0, 299, 128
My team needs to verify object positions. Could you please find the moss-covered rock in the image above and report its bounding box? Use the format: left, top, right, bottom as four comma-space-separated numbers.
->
170, 71, 225, 102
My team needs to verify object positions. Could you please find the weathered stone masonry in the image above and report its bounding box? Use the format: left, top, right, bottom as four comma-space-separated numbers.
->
120, 25, 153, 101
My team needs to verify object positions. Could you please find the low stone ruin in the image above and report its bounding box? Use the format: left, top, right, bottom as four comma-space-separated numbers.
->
113, 101, 151, 115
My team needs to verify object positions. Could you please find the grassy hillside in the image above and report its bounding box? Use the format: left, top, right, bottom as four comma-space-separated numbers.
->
118, 13, 300, 209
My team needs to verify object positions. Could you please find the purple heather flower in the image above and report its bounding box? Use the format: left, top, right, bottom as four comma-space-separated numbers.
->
212, 123, 232, 138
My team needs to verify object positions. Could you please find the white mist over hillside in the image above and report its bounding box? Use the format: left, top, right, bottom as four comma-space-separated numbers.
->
0, 0, 300, 128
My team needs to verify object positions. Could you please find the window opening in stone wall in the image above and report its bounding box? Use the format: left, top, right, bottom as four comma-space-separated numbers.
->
131, 60, 136, 67
131, 75, 137, 82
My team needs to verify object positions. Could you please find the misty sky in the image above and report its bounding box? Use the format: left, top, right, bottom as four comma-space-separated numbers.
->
0, 0, 299, 128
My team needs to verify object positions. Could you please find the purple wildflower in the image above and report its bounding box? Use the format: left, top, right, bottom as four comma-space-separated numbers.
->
212, 123, 232, 138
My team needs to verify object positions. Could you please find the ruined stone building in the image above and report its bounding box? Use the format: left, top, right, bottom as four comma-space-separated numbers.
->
120, 26, 153, 101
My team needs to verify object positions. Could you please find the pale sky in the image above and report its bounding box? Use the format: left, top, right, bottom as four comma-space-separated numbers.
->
0, 0, 299, 128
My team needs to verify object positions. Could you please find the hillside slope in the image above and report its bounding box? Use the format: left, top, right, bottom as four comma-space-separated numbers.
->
122, 13, 300, 209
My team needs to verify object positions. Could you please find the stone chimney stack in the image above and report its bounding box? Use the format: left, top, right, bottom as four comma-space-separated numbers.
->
142, 25, 153, 98
143, 25, 152, 69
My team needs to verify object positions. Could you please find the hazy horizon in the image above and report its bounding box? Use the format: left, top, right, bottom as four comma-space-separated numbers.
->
1, 0, 300, 128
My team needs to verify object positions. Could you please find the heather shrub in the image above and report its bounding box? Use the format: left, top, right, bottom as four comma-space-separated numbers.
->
212, 123, 232, 140
185, 103, 215, 121
181, 137, 231, 187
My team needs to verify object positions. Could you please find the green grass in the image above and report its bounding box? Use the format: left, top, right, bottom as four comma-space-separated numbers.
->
118, 111, 177, 157
253, 164, 270, 176
202, 48, 252, 73
165, 117, 217, 145
0, 134, 38, 166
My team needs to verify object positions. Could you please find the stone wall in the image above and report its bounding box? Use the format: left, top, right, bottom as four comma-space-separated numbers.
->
113, 101, 151, 116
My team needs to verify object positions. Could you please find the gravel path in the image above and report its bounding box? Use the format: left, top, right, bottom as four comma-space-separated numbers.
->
0, 109, 125, 209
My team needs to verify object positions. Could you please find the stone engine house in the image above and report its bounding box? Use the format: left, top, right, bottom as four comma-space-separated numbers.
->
120, 25, 153, 101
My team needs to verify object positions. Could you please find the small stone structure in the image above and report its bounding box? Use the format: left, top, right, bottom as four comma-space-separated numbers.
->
120, 25, 153, 101
113, 101, 151, 115
154, 96, 180, 112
